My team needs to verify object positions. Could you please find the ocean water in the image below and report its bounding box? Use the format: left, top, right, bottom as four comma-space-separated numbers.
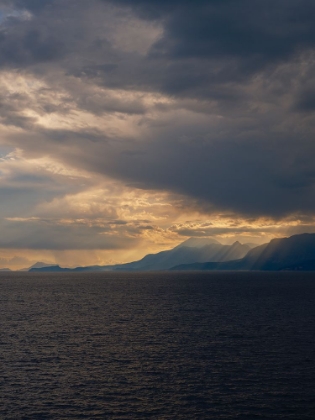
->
1, 272, 315, 419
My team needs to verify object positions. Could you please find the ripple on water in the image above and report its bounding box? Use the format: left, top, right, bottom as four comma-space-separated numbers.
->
1, 271, 315, 419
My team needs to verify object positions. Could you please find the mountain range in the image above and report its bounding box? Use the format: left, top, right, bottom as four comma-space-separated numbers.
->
29, 237, 252, 272
16, 233, 315, 272
172, 233, 315, 271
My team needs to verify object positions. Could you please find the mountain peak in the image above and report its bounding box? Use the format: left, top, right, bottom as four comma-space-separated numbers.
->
175, 237, 221, 249
29, 262, 55, 269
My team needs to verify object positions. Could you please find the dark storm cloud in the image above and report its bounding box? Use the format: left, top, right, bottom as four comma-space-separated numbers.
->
61, 0, 315, 108
155, 1, 315, 60
64, 127, 315, 218
3, 0, 315, 84
0, 1, 114, 69
295, 89, 315, 112
0, 16, 64, 66
1, 0, 315, 223
13, 111, 312, 219
109, 0, 315, 64
14, 0, 52, 11
2, 0, 313, 99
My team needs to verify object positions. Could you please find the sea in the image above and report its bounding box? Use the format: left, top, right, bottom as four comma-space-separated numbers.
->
1, 271, 315, 419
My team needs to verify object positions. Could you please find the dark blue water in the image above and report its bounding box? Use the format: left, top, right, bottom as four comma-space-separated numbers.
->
1, 271, 315, 419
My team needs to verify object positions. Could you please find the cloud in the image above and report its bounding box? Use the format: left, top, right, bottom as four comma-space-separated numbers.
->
0, 0, 315, 262
0, 149, 184, 253
295, 89, 315, 112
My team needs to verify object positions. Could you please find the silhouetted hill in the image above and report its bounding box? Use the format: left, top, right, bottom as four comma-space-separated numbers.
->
30, 262, 55, 269
171, 233, 315, 271
113, 241, 251, 271
30, 238, 251, 272
249, 233, 315, 270
20, 262, 55, 271
30, 265, 72, 272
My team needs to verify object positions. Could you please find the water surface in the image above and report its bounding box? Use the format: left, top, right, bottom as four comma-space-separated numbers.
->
1, 271, 315, 419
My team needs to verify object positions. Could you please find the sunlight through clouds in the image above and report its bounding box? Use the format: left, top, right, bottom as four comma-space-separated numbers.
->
0, 0, 315, 268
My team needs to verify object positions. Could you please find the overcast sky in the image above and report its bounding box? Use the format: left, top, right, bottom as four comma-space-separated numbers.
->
0, 0, 315, 268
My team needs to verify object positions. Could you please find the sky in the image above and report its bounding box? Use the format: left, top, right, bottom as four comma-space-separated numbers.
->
1, 0, 315, 269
